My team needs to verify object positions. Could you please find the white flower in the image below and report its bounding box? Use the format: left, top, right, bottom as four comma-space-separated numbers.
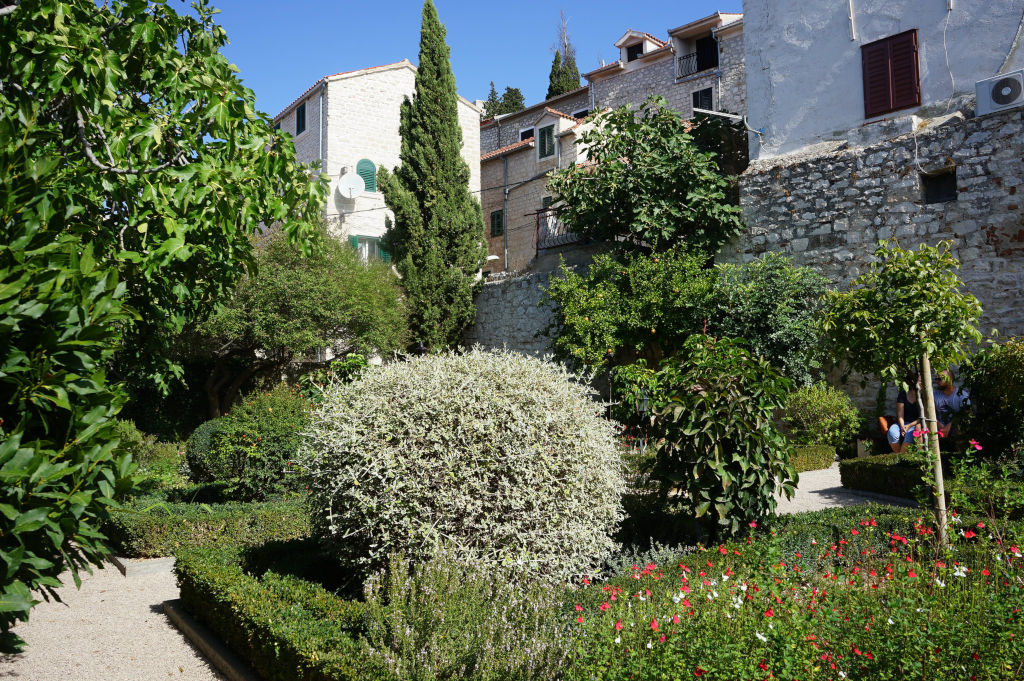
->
740, 583, 748, 592
839, 672, 847, 679
614, 636, 621, 644
934, 578, 945, 588
722, 573, 730, 581
887, 618, 895, 625
953, 565, 968, 578
672, 593, 682, 604
756, 631, 767, 643
646, 641, 653, 649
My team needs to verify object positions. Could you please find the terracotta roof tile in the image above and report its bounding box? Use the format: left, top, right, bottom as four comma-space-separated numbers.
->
640, 32, 667, 47
481, 137, 534, 161
543, 107, 582, 122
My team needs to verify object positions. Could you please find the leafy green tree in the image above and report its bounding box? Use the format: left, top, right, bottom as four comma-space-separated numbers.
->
546, 50, 565, 100
547, 97, 743, 252
379, 0, 487, 350
823, 239, 983, 543
650, 335, 796, 539
0, 0, 324, 647
195, 226, 408, 417
483, 81, 502, 118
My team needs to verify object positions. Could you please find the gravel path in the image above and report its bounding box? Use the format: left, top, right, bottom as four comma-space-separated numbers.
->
776, 463, 916, 515
0, 563, 225, 681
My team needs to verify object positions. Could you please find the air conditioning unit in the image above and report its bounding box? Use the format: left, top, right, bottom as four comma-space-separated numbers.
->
976, 70, 1024, 116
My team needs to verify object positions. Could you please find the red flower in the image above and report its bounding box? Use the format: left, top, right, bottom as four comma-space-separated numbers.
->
615, 619, 623, 631
970, 439, 983, 451
659, 634, 666, 643
719, 545, 728, 555
750, 521, 758, 528
964, 530, 977, 539
908, 570, 918, 578
651, 618, 659, 631
575, 604, 583, 611
764, 608, 774, 618
599, 602, 610, 611
982, 568, 990, 576
851, 529, 860, 535
576, 615, 583, 623
977, 522, 985, 529
672, 614, 681, 624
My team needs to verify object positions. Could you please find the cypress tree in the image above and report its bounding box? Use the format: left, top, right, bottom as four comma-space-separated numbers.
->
500, 86, 526, 113
483, 80, 502, 118
379, 0, 487, 350
546, 50, 564, 100
560, 51, 581, 93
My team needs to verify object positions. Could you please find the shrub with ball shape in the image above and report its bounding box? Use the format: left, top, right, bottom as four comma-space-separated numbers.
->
302, 349, 626, 584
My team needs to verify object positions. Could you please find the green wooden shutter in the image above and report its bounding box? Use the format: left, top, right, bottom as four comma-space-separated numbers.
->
379, 247, 391, 263
490, 209, 504, 237
356, 159, 376, 192
348, 235, 359, 250
542, 196, 553, 209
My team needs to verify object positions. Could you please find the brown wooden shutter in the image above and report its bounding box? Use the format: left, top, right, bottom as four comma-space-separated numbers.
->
862, 40, 893, 118
889, 30, 921, 111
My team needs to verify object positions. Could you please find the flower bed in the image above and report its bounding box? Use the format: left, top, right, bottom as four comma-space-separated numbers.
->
174, 506, 1023, 680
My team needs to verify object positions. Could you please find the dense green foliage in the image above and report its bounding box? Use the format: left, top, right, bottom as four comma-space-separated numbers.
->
303, 349, 625, 583
184, 384, 310, 501
709, 253, 830, 384
175, 506, 1024, 681
378, 0, 486, 349
547, 97, 743, 251
0, 0, 323, 646
839, 452, 927, 499
105, 498, 308, 558
544, 249, 827, 383
961, 338, 1024, 458
196, 226, 407, 416
650, 335, 796, 538
545, 247, 713, 371
823, 240, 983, 387
790, 445, 838, 473
481, 81, 525, 118
546, 49, 580, 99
783, 383, 861, 449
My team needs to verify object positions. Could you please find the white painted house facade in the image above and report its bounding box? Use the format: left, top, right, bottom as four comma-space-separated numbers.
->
273, 60, 482, 260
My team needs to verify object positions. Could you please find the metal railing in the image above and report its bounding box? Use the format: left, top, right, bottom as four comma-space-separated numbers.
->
535, 209, 581, 251
676, 52, 698, 78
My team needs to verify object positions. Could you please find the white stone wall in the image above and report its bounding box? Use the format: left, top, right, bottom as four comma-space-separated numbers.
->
743, 0, 1024, 159
276, 62, 481, 241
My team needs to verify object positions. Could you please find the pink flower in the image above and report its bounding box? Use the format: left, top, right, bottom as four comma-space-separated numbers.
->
851, 529, 860, 535
970, 439, 983, 451
651, 618, 659, 631
718, 545, 727, 555
599, 602, 610, 611
576, 615, 583, 623
659, 634, 666, 643
672, 614, 680, 624
575, 604, 583, 611
615, 619, 623, 631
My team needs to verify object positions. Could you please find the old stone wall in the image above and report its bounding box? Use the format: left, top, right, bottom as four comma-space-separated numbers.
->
464, 271, 559, 358
728, 102, 1024, 341
480, 89, 592, 154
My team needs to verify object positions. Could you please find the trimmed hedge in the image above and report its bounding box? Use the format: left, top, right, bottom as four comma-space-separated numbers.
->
838, 452, 927, 499
103, 497, 308, 557
790, 444, 835, 473
175, 543, 378, 681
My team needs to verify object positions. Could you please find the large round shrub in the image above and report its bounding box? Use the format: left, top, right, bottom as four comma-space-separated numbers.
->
302, 349, 626, 584
961, 338, 1024, 458
781, 382, 860, 450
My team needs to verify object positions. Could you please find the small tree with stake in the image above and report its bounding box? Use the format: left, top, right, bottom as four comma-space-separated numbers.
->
823, 240, 982, 544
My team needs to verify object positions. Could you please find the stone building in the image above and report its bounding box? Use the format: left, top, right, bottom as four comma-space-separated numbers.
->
728, 0, 1024, 339
478, 11, 746, 276
273, 60, 481, 261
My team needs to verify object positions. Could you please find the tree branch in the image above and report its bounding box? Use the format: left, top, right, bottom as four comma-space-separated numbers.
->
75, 108, 177, 175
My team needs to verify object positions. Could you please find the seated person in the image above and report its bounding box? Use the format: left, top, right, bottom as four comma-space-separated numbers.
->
933, 369, 969, 438
887, 373, 922, 453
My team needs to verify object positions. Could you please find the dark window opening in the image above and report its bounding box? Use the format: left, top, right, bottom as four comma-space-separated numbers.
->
490, 209, 504, 237
626, 43, 644, 62
296, 102, 307, 135
862, 29, 921, 118
572, 109, 590, 120
542, 196, 553, 209
692, 87, 713, 111
520, 128, 534, 142
921, 168, 958, 204
695, 36, 719, 72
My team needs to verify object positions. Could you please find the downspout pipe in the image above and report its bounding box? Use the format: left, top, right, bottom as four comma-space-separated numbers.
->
502, 156, 509, 271
318, 81, 326, 167
711, 24, 723, 111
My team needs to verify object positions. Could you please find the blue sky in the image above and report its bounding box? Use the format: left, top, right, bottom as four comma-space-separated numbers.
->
213, 0, 742, 118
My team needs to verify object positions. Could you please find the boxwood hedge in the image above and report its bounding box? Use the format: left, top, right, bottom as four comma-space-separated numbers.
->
790, 444, 836, 473
838, 452, 927, 499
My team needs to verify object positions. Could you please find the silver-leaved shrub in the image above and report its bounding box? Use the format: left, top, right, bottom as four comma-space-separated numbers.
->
302, 348, 625, 584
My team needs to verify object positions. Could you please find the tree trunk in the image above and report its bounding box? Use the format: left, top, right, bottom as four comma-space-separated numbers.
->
205, 357, 232, 419
920, 351, 948, 546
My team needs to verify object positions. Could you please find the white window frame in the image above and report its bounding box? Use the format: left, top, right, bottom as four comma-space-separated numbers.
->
519, 127, 535, 142
571, 108, 590, 119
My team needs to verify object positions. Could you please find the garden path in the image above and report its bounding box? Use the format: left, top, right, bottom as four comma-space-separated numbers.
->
0, 564, 225, 681
776, 463, 916, 515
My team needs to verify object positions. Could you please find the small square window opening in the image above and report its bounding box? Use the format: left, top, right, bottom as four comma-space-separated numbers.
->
626, 43, 644, 62
921, 168, 958, 204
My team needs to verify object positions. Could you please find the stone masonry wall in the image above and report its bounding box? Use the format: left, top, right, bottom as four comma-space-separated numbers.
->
727, 102, 1024, 341
481, 89, 592, 154
464, 271, 559, 358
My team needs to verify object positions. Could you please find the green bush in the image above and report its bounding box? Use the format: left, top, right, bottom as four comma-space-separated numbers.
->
115, 420, 186, 495
961, 338, 1024, 458
175, 543, 377, 681
790, 445, 836, 473
184, 384, 309, 501
650, 335, 796, 538
103, 497, 308, 558
839, 452, 928, 499
782, 383, 860, 449
303, 348, 626, 584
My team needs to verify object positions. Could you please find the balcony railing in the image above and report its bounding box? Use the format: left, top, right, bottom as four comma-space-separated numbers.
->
535, 209, 581, 251
676, 52, 699, 79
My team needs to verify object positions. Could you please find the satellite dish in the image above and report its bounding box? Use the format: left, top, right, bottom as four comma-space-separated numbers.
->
339, 172, 364, 200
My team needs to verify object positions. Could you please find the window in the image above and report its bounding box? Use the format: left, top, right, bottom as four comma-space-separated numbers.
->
348, 235, 391, 263
625, 43, 643, 62
490, 209, 504, 237
356, 159, 376, 192
861, 29, 920, 118
296, 102, 306, 135
273, 121, 281, 131
538, 125, 555, 159
572, 108, 590, 119
692, 87, 713, 111
921, 168, 958, 204
520, 127, 534, 142
694, 36, 719, 72
542, 196, 553, 209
